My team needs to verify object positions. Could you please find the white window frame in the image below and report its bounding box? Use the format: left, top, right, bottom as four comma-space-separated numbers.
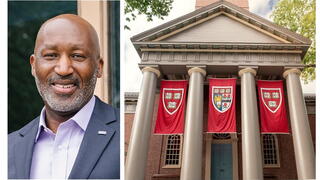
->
262, 134, 280, 168
124, 103, 137, 113
163, 135, 183, 168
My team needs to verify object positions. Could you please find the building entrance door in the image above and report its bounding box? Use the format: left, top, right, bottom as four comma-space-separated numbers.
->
211, 143, 233, 180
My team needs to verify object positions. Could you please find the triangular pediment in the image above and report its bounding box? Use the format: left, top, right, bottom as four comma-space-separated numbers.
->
163, 14, 283, 43
131, 1, 311, 45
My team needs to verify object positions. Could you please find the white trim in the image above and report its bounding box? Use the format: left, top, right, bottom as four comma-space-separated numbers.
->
154, 133, 184, 135
260, 88, 282, 113
261, 132, 290, 134
212, 86, 233, 113
205, 134, 212, 180
162, 88, 184, 115
206, 132, 237, 134
231, 134, 239, 180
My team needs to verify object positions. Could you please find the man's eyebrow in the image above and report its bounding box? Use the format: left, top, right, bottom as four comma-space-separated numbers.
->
38, 44, 87, 51
70, 45, 86, 51
40, 44, 59, 50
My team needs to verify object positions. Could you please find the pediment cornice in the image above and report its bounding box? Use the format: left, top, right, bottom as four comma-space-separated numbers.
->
131, 1, 311, 47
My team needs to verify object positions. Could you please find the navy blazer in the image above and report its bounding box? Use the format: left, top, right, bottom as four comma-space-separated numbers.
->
8, 97, 120, 179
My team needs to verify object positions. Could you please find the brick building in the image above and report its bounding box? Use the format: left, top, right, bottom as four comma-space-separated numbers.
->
125, 1, 315, 180
125, 92, 315, 180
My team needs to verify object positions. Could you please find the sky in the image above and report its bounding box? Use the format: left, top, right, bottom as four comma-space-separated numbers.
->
124, 0, 315, 94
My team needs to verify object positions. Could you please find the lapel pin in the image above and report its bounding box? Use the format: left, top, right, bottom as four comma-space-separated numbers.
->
98, 130, 107, 135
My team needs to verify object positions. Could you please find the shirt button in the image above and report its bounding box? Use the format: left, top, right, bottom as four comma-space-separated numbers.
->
58, 145, 63, 150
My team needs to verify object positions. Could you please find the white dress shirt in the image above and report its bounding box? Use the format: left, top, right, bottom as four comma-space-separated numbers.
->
30, 96, 95, 179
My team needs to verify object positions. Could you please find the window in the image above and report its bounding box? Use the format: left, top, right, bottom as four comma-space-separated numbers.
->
262, 134, 280, 167
125, 104, 137, 113
164, 135, 183, 168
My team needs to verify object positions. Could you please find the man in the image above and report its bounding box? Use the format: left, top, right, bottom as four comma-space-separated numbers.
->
8, 14, 120, 179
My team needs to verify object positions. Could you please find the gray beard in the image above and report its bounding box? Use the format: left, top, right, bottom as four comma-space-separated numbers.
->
34, 71, 98, 113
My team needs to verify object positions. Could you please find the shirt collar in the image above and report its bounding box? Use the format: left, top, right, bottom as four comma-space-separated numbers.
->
34, 96, 96, 142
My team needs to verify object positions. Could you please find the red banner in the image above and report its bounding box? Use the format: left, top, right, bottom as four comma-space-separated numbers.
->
207, 78, 236, 133
154, 80, 188, 134
257, 80, 289, 133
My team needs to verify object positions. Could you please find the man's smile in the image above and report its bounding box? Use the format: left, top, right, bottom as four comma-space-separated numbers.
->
50, 79, 79, 95
51, 83, 78, 95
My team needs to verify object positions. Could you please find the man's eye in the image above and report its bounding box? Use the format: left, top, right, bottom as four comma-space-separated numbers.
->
43, 53, 58, 60
71, 54, 86, 60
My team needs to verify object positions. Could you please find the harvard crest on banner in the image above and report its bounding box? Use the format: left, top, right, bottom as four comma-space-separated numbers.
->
212, 86, 233, 113
257, 80, 289, 133
208, 78, 236, 133
261, 88, 282, 113
154, 80, 188, 134
163, 88, 184, 115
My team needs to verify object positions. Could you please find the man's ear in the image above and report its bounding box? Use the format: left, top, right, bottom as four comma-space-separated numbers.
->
30, 54, 36, 77
97, 58, 104, 78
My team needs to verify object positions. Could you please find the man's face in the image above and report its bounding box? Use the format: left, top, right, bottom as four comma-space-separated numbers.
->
30, 18, 103, 113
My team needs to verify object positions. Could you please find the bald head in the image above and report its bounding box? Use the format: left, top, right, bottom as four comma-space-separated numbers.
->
34, 14, 101, 59
30, 14, 104, 115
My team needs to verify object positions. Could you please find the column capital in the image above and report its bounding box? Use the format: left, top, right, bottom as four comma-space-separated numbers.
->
187, 67, 206, 77
238, 67, 257, 77
141, 66, 161, 77
283, 68, 301, 79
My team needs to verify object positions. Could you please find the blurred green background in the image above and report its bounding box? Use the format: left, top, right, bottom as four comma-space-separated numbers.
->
8, 1, 78, 133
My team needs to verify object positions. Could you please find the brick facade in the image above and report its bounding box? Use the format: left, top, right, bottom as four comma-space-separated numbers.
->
125, 87, 315, 180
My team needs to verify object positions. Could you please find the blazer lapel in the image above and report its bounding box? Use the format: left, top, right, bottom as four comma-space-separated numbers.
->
14, 118, 39, 179
69, 98, 117, 179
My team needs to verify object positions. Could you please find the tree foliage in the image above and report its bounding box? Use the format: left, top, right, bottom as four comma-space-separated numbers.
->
124, 0, 173, 30
271, 0, 315, 82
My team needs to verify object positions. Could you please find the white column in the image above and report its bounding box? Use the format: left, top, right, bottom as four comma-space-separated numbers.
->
283, 68, 315, 179
239, 67, 263, 180
180, 67, 206, 180
125, 67, 160, 180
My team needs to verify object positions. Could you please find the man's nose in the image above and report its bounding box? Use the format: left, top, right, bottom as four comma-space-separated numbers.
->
54, 54, 74, 76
